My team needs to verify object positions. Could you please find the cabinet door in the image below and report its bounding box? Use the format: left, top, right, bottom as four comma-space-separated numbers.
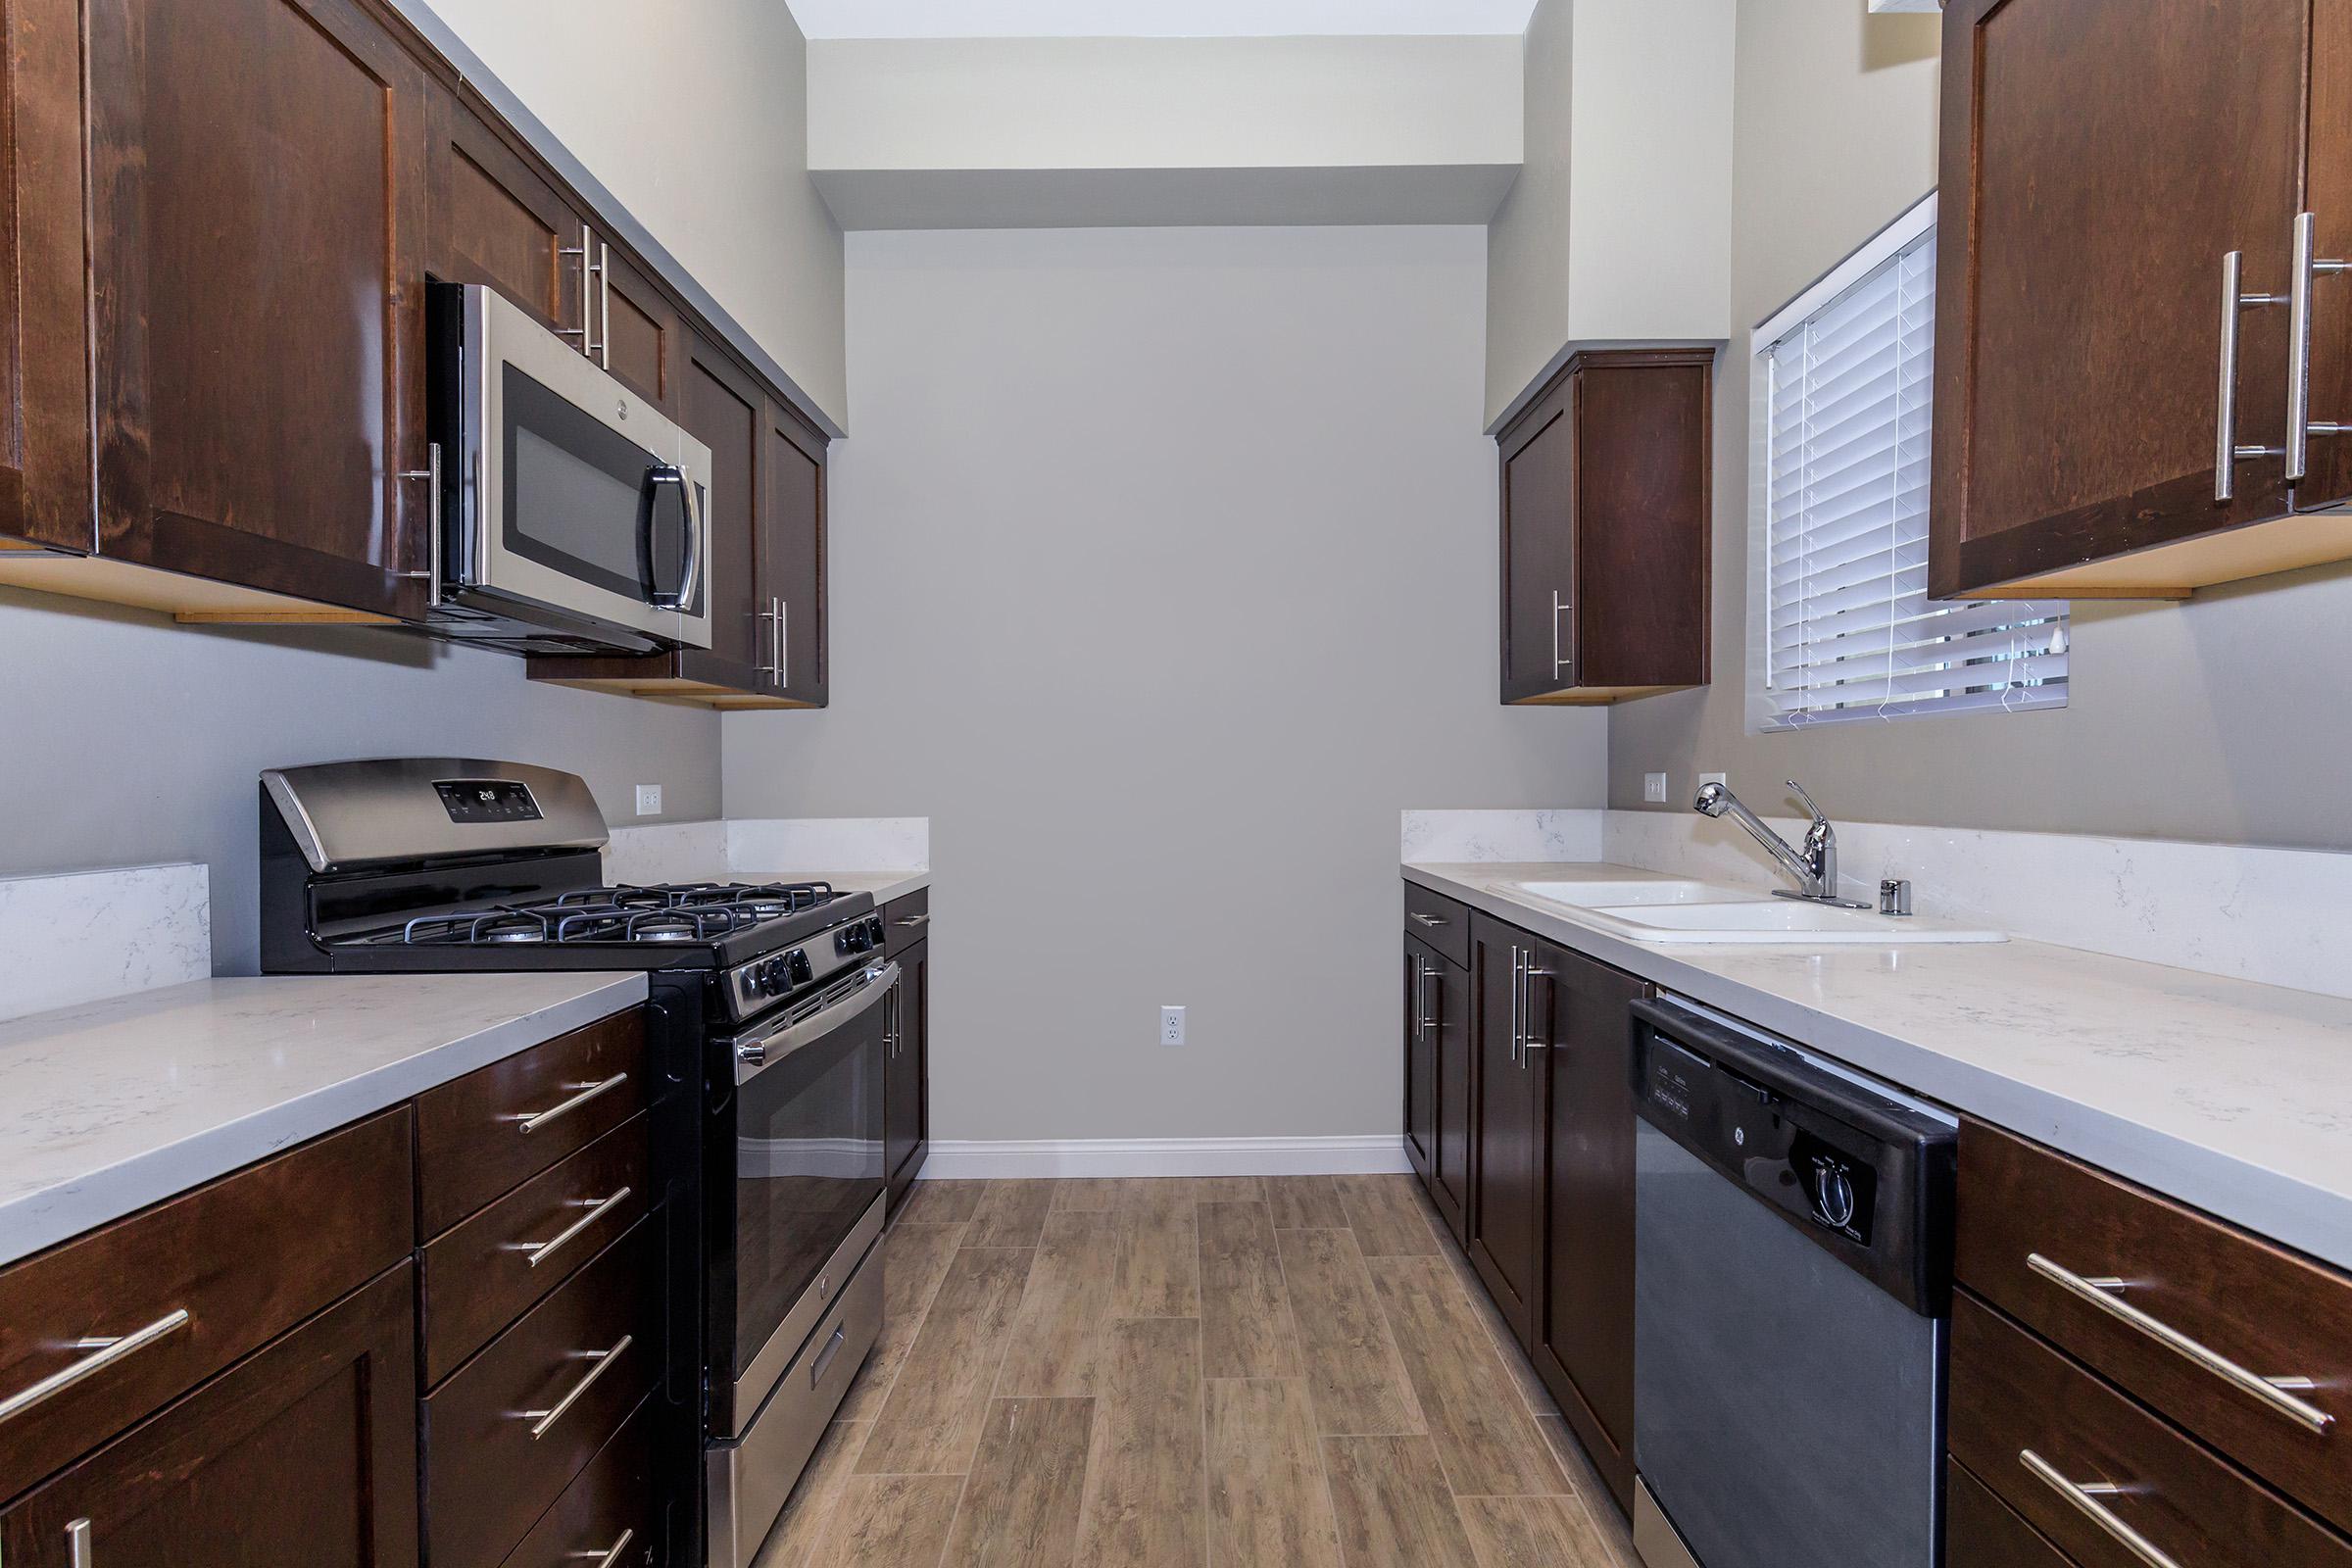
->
1402, 941, 1439, 1186
1532, 942, 1646, 1515
680, 335, 767, 678
87, 0, 429, 618
1929, 0, 2306, 598
0, 0, 89, 549
0, 1264, 417, 1568
424, 85, 581, 337
761, 398, 828, 707
886, 939, 930, 1208
1575, 357, 1710, 691
1467, 916, 1541, 1344
599, 244, 679, 419
1497, 383, 1578, 702
1432, 955, 1472, 1247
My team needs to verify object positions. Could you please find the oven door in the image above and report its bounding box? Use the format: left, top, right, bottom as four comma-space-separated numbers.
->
443, 282, 712, 649
715, 958, 892, 1433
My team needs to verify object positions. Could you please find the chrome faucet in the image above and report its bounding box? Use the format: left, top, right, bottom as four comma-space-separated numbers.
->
1691, 779, 1867, 908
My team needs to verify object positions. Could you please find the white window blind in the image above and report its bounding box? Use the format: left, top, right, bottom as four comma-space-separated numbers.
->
1757, 209, 2068, 728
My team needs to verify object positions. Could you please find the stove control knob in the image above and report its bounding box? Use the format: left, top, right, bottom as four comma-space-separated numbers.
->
761, 956, 788, 993
867, 915, 887, 946
840, 924, 871, 955
789, 950, 814, 985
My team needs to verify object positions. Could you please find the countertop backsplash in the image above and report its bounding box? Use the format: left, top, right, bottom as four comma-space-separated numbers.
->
0, 864, 212, 1024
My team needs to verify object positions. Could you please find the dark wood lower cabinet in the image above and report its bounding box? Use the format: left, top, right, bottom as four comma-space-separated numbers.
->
1531, 943, 1646, 1514
1431, 893, 1646, 1519
0, 1264, 419, 1568
1467, 913, 1543, 1344
886, 935, 931, 1210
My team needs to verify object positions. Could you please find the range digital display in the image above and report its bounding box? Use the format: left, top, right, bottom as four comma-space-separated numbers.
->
434, 779, 543, 824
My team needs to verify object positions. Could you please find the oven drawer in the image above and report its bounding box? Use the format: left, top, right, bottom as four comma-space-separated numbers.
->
1950, 1293, 2352, 1568
709, 1243, 882, 1568
1958, 1120, 2352, 1533
0, 1108, 412, 1503
416, 1006, 648, 1236
1402, 883, 1470, 968
420, 1112, 651, 1385
498, 1395, 657, 1568
423, 1219, 660, 1568
883, 886, 929, 956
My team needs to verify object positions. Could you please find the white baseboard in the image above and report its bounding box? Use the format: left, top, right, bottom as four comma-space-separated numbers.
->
916, 1135, 1412, 1181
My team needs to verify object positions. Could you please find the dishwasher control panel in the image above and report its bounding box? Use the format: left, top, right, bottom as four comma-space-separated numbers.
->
1631, 998, 1957, 1316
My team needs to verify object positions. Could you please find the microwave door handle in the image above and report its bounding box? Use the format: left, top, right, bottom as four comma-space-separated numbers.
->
640, 465, 700, 612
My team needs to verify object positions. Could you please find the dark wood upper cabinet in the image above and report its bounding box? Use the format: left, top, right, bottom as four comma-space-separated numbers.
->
763, 394, 829, 708
0, 0, 88, 554
1531, 943, 1646, 1515
1931, 0, 2352, 599
1496, 349, 1712, 705
81, 0, 430, 622
600, 243, 679, 418
0, 1264, 418, 1568
424, 83, 580, 338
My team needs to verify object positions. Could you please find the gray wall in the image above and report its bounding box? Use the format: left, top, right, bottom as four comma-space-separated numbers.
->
0, 591, 719, 972
723, 224, 1606, 1144
1606, 0, 2352, 852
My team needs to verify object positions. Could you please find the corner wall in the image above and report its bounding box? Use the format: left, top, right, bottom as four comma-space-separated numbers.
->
723, 225, 1607, 1145
1606, 0, 2352, 853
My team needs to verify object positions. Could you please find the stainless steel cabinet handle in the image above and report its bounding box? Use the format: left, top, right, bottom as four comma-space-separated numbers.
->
0, 1309, 190, 1425
1550, 591, 1573, 680
2019, 1449, 2182, 1568
1417, 959, 1440, 1044
895, 912, 930, 928
2288, 212, 2352, 481
1520, 957, 1551, 1057
67, 1518, 93, 1568
2216, 251, 2287, 500
1406, 911, 1446, 928
596, 239, 612, 369
588, 1528, 634, 1568
1506, 946, 1523, 1064
519, 1188, 632, 1269
524, 1334, 631, 1440
778, 598, 789, 689
396, 441, 443, 604
2026, 1252, 2332, 1435
560, 221, 595, 348
1409, 956, 1428, 1043
514, 1073, 628, 1135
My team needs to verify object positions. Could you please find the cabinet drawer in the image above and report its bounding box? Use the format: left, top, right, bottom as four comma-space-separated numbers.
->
1958, 1120, 2352, 1532
0, 1108, 412, 1503
1950, 1293, 2351, 1568
1948, 1458, 2072, 1567
883, 887, 930, 956
499, 1395, 656, 1568
424, 1220, 661, 1568
1402, 883, 1470, 968
420, 1113, 651, 1386
416, 1007, 648, 1236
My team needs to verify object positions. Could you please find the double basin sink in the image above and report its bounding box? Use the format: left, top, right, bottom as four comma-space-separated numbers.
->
1496, 878, 2007, 945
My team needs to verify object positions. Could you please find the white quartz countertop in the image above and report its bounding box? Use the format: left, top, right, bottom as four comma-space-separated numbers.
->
1406, 860, 2352, 1271
0, 971, 647, 1267
764, 869, 930, 905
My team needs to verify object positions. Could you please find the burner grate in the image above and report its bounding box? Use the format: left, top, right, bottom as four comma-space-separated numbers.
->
389, 880, 840, 947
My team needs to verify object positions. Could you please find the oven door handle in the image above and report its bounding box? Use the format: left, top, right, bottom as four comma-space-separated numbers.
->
732, 961, 899, 1085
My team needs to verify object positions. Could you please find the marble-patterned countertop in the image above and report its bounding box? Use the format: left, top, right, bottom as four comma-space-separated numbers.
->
755, 869, 930, 905
0, 971, 647, 1267
1406, 860, 2352, 1271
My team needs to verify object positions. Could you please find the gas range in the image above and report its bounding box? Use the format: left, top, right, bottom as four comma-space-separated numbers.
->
257, 758, 883, 1023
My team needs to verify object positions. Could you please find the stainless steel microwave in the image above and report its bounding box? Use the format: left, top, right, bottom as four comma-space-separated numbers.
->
422, 281, 712, 655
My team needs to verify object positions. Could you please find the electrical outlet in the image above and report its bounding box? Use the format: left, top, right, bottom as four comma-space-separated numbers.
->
1160, 1005, 1186, 1047
1698, 771, 1728, 790
634, 784, 662, 816
1642, 772, 1668, 804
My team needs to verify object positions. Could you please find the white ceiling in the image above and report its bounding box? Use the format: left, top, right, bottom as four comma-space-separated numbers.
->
788, 1, 1540, 40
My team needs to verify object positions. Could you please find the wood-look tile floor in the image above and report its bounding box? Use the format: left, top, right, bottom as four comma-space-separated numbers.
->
753, 1174, 1640, 1568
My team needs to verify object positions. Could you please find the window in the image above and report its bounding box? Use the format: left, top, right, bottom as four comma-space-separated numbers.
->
1749, 194, 2067, 730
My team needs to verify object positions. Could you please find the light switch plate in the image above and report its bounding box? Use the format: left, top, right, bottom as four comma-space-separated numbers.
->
634, 784, 662, 816
1643, 772, 1669, 803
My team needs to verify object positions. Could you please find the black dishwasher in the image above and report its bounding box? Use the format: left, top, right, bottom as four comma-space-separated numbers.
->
1629, 996, 1957, 1568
